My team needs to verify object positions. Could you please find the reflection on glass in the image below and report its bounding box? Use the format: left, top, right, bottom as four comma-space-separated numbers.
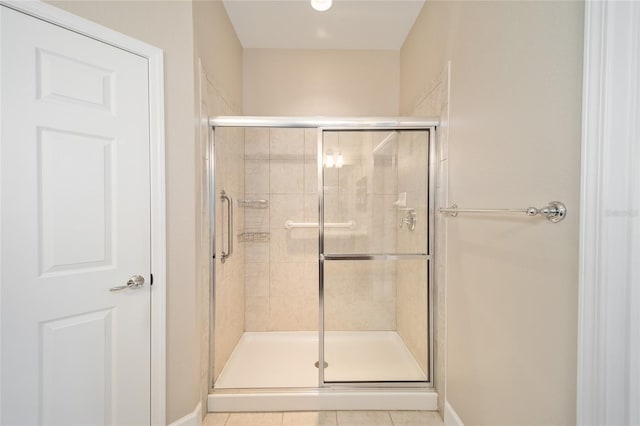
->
322, 130, 429, 255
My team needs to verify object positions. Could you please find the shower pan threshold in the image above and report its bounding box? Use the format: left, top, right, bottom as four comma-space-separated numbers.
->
209, 331, 437, 412
208, 388, 437, 412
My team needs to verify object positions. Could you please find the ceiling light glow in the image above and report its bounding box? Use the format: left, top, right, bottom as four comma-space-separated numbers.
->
311, 0, 332, 12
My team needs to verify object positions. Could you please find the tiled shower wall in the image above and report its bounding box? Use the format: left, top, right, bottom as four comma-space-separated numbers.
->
197, 63, 245, 395
243, 129, 400, 332
213, 126, 246, 381
409, 63, 450, 412
243, 128, 319, 331
396, 130, 430, 375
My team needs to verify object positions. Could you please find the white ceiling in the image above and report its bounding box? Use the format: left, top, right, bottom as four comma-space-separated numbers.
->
222, 0, 426, 50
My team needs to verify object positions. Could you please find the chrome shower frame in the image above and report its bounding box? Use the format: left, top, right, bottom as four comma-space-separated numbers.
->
208, 116, 439, 394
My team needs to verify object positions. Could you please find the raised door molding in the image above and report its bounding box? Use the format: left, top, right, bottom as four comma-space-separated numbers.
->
578, 1, 640, 425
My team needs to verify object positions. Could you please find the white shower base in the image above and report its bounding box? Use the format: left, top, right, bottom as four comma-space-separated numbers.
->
209, 331, 437, 412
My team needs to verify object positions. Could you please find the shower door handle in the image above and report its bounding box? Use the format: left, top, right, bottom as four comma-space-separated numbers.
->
221, 190, 233, 263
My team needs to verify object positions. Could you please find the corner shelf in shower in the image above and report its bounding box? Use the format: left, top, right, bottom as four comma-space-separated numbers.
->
238, 199, 269, 209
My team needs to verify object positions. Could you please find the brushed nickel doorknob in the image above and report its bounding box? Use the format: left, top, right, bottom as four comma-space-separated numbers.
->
110, 275, 145, 292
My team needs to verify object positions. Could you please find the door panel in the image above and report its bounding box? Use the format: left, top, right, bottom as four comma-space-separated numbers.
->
1, 7, 151, 425
320, 129, 431, 384
39, 129, 115, 274
41, 309, 115, 426
37, 48, 115, 110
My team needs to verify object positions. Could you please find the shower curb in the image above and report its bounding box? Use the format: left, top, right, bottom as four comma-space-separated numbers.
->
208, 390, 437, 412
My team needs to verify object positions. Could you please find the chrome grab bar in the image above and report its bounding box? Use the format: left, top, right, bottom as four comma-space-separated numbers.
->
220, 190, 233, 263
439, 201, 567, 223
284, 220, 357, 230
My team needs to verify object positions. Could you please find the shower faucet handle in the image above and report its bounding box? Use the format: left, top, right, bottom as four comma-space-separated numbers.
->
399, 209, 417, 231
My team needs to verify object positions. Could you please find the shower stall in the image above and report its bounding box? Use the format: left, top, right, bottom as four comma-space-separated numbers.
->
208, 117, 437, 412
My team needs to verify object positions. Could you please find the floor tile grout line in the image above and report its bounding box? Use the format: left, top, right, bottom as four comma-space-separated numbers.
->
206, 410, 445, 426
387, 410, 395, 426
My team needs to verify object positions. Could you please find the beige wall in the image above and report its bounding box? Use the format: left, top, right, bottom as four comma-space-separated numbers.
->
243, 49, 400, 116
401, 2, 583, 425
194, 0, 243, 113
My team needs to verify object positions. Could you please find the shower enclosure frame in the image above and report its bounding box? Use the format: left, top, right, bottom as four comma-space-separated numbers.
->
208, 116, 438, 395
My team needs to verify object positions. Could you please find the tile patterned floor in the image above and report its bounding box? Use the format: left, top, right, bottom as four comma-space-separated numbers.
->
203, 410, 443, 426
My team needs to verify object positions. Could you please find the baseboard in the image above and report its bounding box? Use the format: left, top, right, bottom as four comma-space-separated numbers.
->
444, 401, 464, 426
168, 402, 202, 426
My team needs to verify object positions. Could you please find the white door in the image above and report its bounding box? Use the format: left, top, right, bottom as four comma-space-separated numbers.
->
0, 6, 151, 425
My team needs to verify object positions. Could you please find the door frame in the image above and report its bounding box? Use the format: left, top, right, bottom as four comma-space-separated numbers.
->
208, 117, 438, 394
0, 1, 167, 424
578, 1, 640, 424
316, 126, 436, 388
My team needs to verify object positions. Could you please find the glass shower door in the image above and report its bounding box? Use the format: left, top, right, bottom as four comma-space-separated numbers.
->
320, 129, 433, 384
